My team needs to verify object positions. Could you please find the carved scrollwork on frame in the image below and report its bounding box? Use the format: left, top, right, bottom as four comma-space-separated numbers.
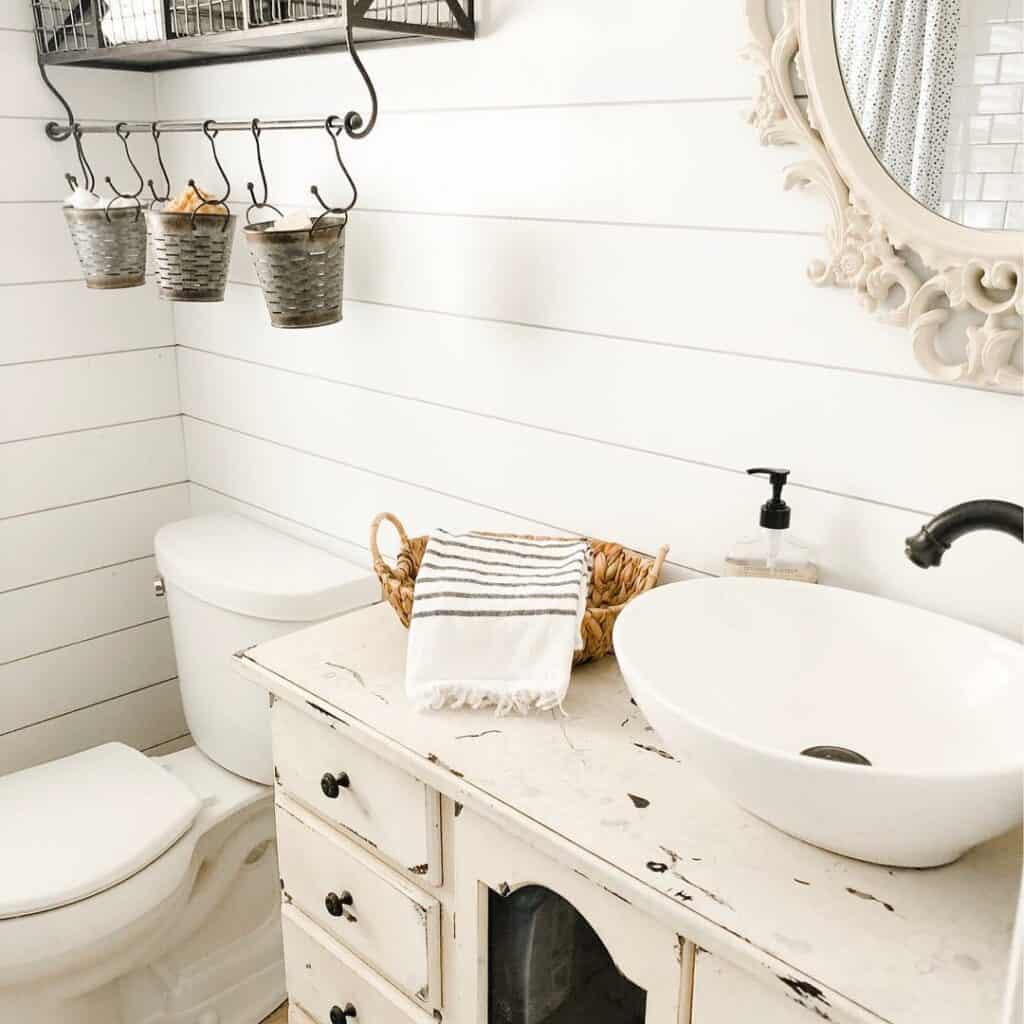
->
743, 0, 1023, 391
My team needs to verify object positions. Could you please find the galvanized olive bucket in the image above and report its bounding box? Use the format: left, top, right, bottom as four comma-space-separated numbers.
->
63, 204, 147, 290
244, 214, 346, 329
146, 209, 236, 302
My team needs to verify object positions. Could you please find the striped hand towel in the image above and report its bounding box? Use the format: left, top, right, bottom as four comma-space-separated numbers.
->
405, 529, 593, 714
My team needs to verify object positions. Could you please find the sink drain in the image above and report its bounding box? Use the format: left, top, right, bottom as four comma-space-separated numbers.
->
800, 745, 871, 766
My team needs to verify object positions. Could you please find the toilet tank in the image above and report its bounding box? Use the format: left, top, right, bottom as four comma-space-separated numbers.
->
154, 515, 379, 784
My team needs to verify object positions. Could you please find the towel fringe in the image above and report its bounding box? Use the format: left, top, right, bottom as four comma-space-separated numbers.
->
413, 684, 565, 717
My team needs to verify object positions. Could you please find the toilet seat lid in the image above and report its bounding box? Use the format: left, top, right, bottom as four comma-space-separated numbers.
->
0, 743, 203, 920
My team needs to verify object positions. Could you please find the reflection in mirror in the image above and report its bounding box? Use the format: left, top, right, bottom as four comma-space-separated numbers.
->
834, 0, 1023, 231
488, 886, 647, 1023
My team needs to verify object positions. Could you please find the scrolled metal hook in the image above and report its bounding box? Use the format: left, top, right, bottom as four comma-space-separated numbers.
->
245, 118, 282, 225
341, 22, 378, 140
147, 122, 171, 207
190, 119, 232, 231
309, 115, 358, 234
39, 61, 76, 143
72, 123, 96, 194
105, 122, 145, 203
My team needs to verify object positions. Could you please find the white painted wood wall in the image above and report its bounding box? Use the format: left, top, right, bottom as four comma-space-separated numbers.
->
156, 0, 1022, 639
3, 0, 1020, 777
0, 17, 188, 774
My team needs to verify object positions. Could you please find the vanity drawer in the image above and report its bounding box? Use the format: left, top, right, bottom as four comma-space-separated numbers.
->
276, 796, 442, 1008
271, 699, 442, 885
282, 905, 432, 1024
691, 949, 816, 1023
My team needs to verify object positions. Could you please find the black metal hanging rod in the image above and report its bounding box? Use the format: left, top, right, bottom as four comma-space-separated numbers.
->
70, 117, 357, 136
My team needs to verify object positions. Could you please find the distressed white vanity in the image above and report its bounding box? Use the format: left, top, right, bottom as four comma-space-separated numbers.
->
237, 602, 1021, 1024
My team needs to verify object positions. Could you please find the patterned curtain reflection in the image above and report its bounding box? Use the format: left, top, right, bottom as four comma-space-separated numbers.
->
835, 0, 961, 213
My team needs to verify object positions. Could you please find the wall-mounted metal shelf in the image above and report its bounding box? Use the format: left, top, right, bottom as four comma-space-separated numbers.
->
33, 0, 473, 72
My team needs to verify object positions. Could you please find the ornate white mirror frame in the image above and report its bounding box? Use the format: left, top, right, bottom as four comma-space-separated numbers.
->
743, 0, 1023, 391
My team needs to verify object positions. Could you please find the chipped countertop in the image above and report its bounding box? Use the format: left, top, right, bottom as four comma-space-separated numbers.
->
239, 602, 1022, 1024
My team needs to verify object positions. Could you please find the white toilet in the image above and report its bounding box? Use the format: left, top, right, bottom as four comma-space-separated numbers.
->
0, 515, 379, 1024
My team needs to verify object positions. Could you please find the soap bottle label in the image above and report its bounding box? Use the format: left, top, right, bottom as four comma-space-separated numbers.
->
723, 559, 819, 583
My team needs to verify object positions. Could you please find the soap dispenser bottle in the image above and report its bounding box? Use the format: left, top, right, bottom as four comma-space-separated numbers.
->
725, 467, 818, 583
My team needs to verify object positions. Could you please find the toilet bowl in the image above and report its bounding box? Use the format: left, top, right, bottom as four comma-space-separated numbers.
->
0, 515, 379, 1024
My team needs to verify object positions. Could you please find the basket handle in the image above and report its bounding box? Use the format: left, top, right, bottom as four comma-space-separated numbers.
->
647, 545, 670, 589
310, 208, 348, 237
369, 513, 411, 573
104, 192, 142, 223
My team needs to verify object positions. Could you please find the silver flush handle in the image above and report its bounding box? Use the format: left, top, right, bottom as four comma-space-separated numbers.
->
153, 576, 166, 598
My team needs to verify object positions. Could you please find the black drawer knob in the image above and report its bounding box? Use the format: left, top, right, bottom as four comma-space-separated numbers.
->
325, 890, 354, 917
330, 1004, 357, 1023
321, 771, 350, 798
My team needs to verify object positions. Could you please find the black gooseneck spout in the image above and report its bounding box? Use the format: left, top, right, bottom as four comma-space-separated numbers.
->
905, 500, 1024, 569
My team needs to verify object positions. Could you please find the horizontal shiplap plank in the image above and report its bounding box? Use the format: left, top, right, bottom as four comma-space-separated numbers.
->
210, 210, 945, 383
0, 417, 185, 518
184, 422, 598, 558
188, 482, 374, 567
0, 29, 155, 121
0, 347, 179, 442
0, 202, 83, 283
0, 678, 185, 775
194, 479, 724, 588
0, 117, 165, 203
164, 99, 819, 233
0, 618, 176, 735
0, 9, 33, 31
1, 281, 173, 364
174, 304, 1019, 516
0, 556, 166, 664
156, 0, 754, 119
181, 397, 1021, 640
0, 484, 189, 592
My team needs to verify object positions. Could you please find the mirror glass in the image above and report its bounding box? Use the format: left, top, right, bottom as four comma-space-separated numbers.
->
833, 0, 1023, 231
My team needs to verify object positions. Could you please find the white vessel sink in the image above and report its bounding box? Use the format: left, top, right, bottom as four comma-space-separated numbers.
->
614, 578, 1023, 867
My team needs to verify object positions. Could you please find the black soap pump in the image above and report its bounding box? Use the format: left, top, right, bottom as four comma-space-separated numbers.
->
724, 467, 818, 582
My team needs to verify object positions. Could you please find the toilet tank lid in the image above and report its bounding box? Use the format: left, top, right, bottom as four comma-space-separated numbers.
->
0, 743, 202, 920
155, 514, 377, 622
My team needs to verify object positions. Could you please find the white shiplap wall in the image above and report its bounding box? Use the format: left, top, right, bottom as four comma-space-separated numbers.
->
155, 0, 1022, 641
0, 19, 189, 774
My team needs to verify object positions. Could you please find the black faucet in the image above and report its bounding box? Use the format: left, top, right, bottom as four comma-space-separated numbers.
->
905, 500, 1024, 568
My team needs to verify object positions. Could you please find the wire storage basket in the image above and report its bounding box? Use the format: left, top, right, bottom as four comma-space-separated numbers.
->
32, 0, 167, 52
32, 0, 471, 56
31, 0, 100, 54
63, 203, 148, 289
146, 210, 236, 302
169, 0, 245, 37
101, 0, 166, 44
243, 213, 347, 328
250, 0, 462, 29
249, 0, 343, 27
359, 0, 462, 30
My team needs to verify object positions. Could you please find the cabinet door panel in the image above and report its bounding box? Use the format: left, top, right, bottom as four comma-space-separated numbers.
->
691, 949, 820, 1023
452, 809, 690, 1024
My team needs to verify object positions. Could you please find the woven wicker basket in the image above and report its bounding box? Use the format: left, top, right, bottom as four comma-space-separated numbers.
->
244, 214, 346, 329
63, 205, 147, 290
370, 513, 668, 665
146, 209, 235, 302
